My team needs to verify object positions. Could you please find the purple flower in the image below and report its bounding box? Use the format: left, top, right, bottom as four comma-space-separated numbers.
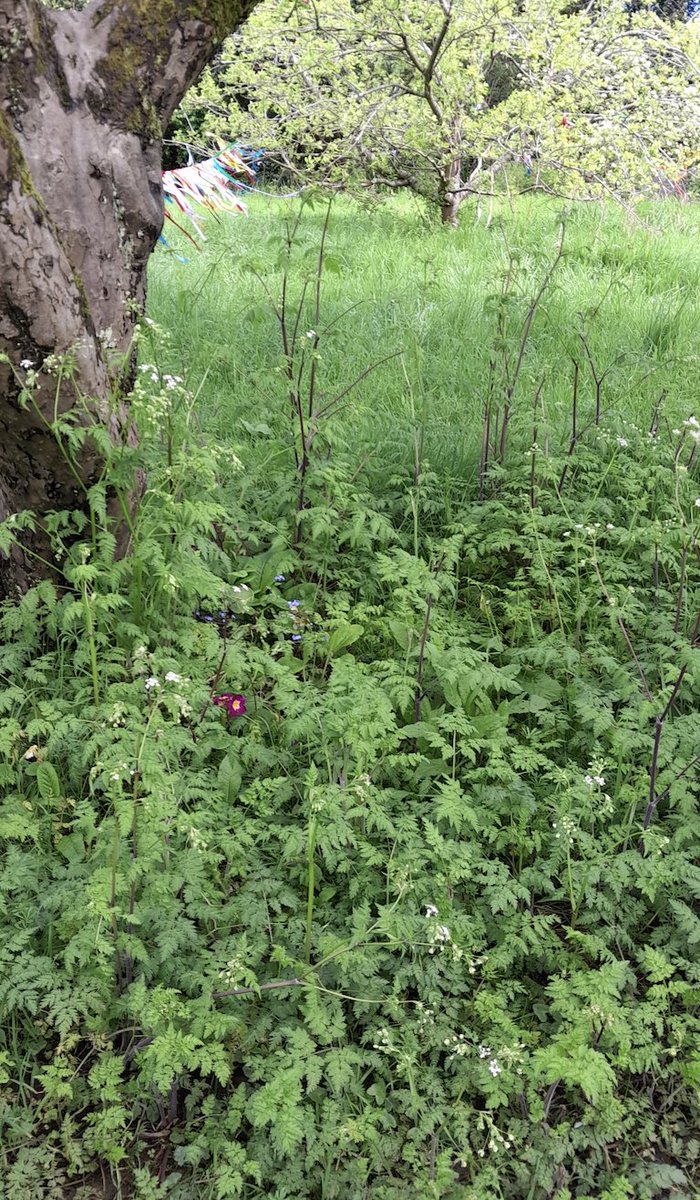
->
288, 600, 301, 610
291, 634, 302, 642
213, 693, 247, 718
274, 574, 286, 582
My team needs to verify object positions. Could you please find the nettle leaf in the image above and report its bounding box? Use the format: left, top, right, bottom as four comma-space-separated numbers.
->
56, 832, 85, 863
36, 761, 62, 803
218, 753, 242, 803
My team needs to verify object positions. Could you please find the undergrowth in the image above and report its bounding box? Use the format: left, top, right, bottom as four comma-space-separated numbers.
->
1, 202, 700, 1199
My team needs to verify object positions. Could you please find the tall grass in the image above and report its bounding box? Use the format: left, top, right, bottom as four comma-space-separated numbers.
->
148, 194, 700, 494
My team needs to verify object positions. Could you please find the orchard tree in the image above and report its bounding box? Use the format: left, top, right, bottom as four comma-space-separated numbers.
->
195, 0, 700, 222
0, 0, 259, 594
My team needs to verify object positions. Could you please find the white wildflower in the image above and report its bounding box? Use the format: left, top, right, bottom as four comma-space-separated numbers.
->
478, 1045, 491, 1059
20, 359, 35, 370
488, 1059, 502, 1077
425, 904, 439, 918
145, 676, 160, 691
97, 327, 115, 348
616, 437, 628, 448
164, 671, 182, 683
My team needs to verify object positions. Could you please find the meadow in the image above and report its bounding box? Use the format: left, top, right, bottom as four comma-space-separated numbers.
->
150, 194, 700, 483
2, 195, 700, 1199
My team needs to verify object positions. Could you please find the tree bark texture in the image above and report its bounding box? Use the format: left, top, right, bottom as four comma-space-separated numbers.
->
439, 136, 464, 227
0, 0, 257, 595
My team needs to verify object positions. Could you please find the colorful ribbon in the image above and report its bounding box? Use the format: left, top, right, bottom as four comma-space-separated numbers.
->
161, 146, 256, 249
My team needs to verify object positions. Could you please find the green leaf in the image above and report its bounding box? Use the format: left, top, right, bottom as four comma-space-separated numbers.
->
326, 622, 364, 658
36, 761, 62, 803
218, 754, 242, 803
56, 833, 85, 863
388, 618, 412, 649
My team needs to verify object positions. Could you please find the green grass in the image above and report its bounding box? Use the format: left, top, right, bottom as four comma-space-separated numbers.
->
149, 193, 700, 488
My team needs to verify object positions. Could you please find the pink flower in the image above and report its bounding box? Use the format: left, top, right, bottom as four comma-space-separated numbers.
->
213, 693, 247, 718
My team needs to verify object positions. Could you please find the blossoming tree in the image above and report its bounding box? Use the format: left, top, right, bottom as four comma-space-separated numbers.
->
199, 0, 700, 223
0, 0, 259, 594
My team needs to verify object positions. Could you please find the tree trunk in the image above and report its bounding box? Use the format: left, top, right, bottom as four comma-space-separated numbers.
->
439, 139, 463, 227
0, 0, 257, 596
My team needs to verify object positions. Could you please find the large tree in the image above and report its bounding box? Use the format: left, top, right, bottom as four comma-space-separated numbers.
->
192, 0, 700, 223
0, 0, 258, 594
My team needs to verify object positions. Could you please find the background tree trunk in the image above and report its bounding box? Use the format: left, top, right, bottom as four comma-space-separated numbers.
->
0, 0, 257, 596
439, 138, 464, 227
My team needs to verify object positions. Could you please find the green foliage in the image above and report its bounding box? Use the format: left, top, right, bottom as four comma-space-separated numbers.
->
183, 0, 700, 219
1, 201, 700, 1197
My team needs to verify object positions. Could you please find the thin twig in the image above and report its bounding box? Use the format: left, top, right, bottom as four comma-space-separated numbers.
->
212, 976, 305, 1000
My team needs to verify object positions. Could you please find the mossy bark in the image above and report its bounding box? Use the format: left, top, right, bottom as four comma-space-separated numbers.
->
0, 0, 258, 596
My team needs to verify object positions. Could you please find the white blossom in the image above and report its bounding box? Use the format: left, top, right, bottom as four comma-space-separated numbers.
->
20, 359, 35, 370
165, 671, 182, 683
145, 676, 160, 691
488, 1059, 502, 1077
425, 904, 439, 917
